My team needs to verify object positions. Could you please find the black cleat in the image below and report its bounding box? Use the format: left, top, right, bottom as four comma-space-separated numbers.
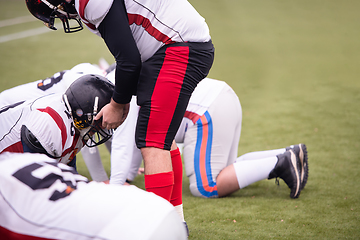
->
268, 150, 302, 198
286, 144, 309, 190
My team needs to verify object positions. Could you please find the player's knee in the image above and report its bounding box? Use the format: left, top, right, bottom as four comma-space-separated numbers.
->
189, 182, 219, 198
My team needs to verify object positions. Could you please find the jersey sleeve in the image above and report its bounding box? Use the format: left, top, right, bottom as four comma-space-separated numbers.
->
97, 0, 142, 104
78, 0, 113, 29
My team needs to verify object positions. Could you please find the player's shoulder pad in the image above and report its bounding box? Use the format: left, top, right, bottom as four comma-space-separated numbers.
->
20, 125, 56, 158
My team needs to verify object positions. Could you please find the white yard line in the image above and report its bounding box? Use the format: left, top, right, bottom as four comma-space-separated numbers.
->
0, 27, 50, 43
0, 21, 62, 43
0, 16, 37, 28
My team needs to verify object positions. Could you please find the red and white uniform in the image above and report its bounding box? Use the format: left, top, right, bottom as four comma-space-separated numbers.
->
75, 0, 210, 62
0, 63, 108, 177
181, 80, 242, 197
74, 0, 215, 153
74, 0, 214, 205
0, 152, 187, 240
0, 93, 83, 164
0, 63, 104, 108
109, 78, 242, 198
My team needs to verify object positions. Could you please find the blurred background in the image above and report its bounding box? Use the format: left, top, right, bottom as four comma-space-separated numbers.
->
1, 0, 359, 239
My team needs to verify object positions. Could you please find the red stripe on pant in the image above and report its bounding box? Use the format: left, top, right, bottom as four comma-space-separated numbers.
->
170, 147, 183, 206
145, 46, 189, 148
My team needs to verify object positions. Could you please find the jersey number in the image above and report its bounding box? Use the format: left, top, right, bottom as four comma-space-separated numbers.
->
12, 161, 87, 201
37, 71, 66, 91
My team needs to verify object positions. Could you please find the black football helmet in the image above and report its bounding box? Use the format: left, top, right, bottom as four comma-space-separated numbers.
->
25, 0, 83, 33
63, 74, 114, 147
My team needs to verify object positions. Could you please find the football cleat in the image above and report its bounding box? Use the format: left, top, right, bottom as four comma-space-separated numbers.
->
268, 150, 302, 198
286, 144, 309, 190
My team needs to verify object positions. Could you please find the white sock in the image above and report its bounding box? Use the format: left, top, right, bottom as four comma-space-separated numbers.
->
236, 148, 286, 162
174, 204, 185, 222
234, 156, 278, 189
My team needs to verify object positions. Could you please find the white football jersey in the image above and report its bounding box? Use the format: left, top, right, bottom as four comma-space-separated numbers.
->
0, 94, 83, 164
75, 0, 211, 62
0, 152, 186, 240
0, 63, 105, 108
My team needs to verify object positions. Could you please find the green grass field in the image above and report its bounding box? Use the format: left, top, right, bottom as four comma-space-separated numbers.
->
1, 0, 359, 239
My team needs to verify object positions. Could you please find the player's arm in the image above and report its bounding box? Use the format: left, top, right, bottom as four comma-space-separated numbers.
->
97, 0, 141, 104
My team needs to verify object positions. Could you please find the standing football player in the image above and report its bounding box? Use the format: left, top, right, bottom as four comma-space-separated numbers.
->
26, 1, 215, 231
0, 152, 187, 240
0, 74, 114, 170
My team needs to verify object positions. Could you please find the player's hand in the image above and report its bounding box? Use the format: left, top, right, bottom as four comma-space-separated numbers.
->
94, 99, 129, 130
138, 168, 145, 175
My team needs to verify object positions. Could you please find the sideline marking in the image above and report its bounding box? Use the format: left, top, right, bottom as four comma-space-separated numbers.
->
0, 16, 37, 28
0, 23, 62, 43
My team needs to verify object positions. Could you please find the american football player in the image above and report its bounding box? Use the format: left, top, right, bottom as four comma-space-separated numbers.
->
0, 62, 112, 181
0, 152, 187, 240
26, 1, 215, 231
0, 74, 114, 170
107, 75, 309, 199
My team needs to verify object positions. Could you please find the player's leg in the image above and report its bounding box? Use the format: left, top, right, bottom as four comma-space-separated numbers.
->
236, 148, 286, 162
211, 99, 281, 197
136, 44, 190, 202
207, 85, 242, 197
104, 137, 112, 152
137, 42, 213, 238
214, 88, 279, 191
234, 143, 308, 194
170, 141, 184, 222
109, 97, 142, 185
136, 42, 214, 200
183, 85, 241, 198
141, 148, 174, 200
183, 111, 219, 198
233, 144, 308, 198
233, 156, 278, 189
81, 146, 109, 182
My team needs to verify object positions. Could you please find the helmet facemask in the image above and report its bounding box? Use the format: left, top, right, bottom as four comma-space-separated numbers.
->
63, 94, 113, 147
81, 121, 113, 147
28, 0, 83, 33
